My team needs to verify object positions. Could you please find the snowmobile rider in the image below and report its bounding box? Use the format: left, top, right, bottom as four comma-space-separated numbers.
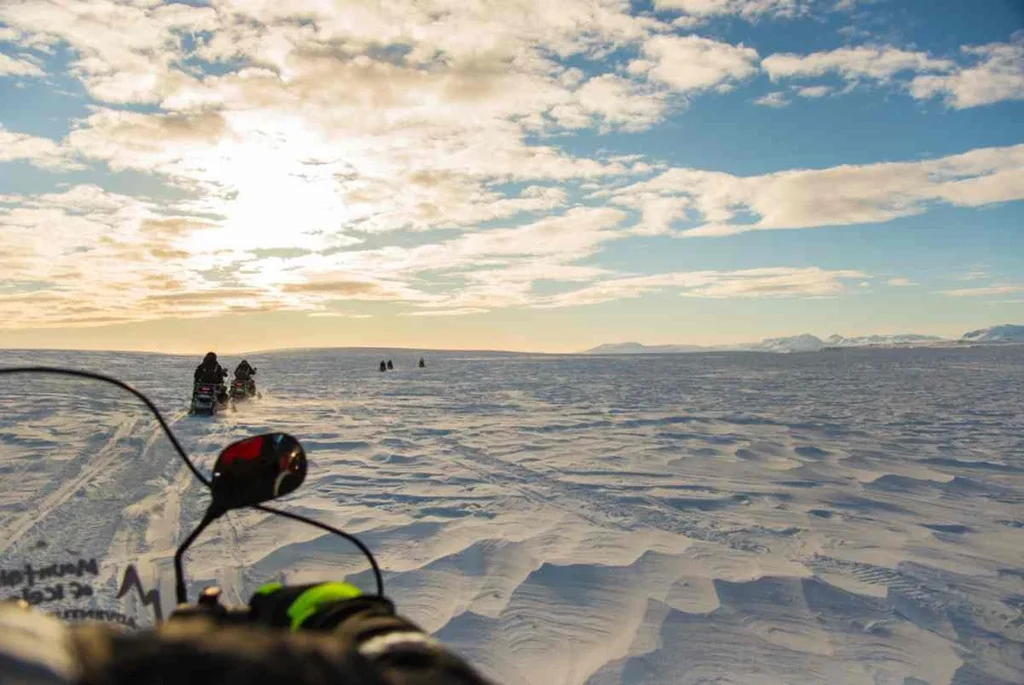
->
0, 580, 495, 685
234, 359, 256, 381
194, 352, 229, 402
234, 359, 257, 394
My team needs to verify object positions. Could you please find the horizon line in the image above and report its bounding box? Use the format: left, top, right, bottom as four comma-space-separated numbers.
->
0, 323, 1017, 358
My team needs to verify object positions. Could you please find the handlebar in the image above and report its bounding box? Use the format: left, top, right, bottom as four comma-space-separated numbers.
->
169, 586, 254, 625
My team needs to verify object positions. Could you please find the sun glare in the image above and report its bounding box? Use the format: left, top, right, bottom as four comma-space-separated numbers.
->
184, 115, 355, 255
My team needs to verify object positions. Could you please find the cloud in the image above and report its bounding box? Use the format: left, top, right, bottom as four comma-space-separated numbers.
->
404, 308, 489, 317
0, 51, 44, 77
954, 270, 989, 282
609, 143, 1024, 237
279, 279, 433, 304
307, 312, 374, 319
0, 184, 291, 328
763, 45, 954, 82
536, 266, 867, 308
0, 0, 217, 103
795, 85, 831, 98
910, 41, 1024, 109
292, 205, 624, 277
764, 39, 1024, 109
570, 74, 667, 132
633, 35, 760, 92
0, 126, 79, 169
941, 284, 1024, 297
652, 0, 808, 19
887, 277, 915, 286
754, 91, 789, 107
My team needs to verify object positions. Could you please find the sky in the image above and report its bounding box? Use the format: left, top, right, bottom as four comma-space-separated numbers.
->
0, 0, 1022, 354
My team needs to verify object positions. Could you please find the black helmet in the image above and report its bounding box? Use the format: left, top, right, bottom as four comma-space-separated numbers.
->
204, 352, 217, 363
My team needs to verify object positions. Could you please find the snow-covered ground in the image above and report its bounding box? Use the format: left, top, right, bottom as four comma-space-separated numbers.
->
1, 347, 1023, 684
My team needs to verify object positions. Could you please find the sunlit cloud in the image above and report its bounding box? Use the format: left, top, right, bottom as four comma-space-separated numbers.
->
608, 144, 1024, 237
795, 85, 830, 98
942, 284, 1024, 298
535, 267, 867, 308
754, 91, 789, 107
652, 0, 809, 20
763, 46, 955, 83
0, 51, 44, 77
762, 39, 1024, 108
910, 41, 1024, 109
632, 35, 760, 92
0, 126, 79, 169
404, 308, 490, 317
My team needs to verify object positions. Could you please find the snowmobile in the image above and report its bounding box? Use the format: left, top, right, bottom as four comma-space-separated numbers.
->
190, 380, 230, 415
229, 376, 259, 402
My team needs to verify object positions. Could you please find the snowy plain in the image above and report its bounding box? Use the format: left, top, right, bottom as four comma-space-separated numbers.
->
1, 346, 1022, 685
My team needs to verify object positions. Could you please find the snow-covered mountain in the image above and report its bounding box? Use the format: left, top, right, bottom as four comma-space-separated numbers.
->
744, 334, 826, 353
585, 326, 1023, 355
961, 324, 1024, 343
585, 335, 831, 355
586, 342, 711, 354
826, 333, 945, 347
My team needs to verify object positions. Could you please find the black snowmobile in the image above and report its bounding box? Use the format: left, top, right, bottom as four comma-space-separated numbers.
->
229, 377, 258, 401
191, 352, 230, 415
190, 381, 230, 415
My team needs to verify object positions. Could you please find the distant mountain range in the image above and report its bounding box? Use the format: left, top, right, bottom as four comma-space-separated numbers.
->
585, 325, 1024, 355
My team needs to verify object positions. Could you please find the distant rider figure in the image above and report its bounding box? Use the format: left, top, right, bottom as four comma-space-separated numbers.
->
194, 352, 228, 403
387, 359, 394, 370
234, 359, 257, 395
380, 360, 387, 372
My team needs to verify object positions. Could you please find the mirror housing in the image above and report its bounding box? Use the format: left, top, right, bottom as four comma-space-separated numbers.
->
210, 433, 307, 511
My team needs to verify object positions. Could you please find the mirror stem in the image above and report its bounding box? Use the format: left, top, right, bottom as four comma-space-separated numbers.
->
173, 505, 224, 605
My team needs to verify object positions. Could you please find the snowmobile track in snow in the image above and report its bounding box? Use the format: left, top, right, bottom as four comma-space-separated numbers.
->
0, 413, 142, 556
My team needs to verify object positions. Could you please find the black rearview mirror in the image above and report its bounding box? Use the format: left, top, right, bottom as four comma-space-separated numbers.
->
210, 433, 307, 511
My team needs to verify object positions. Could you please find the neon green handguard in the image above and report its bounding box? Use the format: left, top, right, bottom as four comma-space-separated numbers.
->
250, 581, 364, 631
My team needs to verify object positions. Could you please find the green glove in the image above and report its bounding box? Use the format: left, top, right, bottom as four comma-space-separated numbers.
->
249, 582, 395, 632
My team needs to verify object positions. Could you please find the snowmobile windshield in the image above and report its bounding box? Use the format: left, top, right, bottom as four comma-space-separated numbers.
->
0, 369, 371, 630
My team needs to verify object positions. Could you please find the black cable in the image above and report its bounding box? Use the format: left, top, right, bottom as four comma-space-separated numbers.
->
174, 509, 219, 604
0, 366, 209, 487
255, 503, 385, 597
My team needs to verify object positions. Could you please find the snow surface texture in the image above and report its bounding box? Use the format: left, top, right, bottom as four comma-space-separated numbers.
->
1, 347, 1023, 685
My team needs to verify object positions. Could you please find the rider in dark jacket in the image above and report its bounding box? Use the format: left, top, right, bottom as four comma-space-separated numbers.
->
195, 352, 228, 384
233, 360, 257, 396
194, 352, 228, 402
234, 359, 256, 380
